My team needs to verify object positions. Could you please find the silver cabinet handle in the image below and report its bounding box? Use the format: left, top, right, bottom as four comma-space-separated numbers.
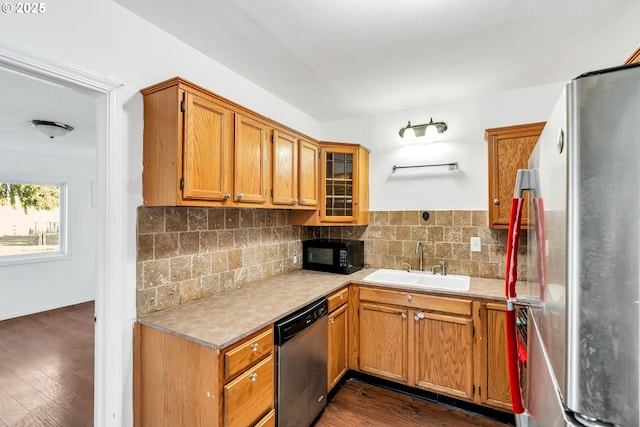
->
339, 293, 344, 300
237, 193, 244, 200
329, 317, 335, 324
250, 373, 258, 382
251, 343, 258, 352
407, 294, 413, 302
401, 312, 407, 319
293, 198, 299, 204
414, 312, 425, 321
223, 193, 230, 200
354, 200, 359, 205
493, 198, 500, 205
301, 199, 307, 204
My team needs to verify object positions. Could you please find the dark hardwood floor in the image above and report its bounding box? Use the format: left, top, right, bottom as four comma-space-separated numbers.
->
0, 302, 94, 427
315, 379, 511, 427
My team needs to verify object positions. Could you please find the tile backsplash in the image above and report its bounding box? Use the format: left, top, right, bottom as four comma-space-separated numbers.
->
136, 207, 312, 316
316, 210, 527, 281
136, 208, 525, 316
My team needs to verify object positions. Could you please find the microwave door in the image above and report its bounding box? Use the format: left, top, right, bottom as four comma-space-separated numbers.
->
308, 247, 334, 266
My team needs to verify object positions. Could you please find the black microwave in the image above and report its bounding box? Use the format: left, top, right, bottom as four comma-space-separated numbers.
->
302, 239, 364, 274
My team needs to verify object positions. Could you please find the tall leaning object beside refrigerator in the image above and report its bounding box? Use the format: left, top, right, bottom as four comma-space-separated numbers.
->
504, 62, 640, 427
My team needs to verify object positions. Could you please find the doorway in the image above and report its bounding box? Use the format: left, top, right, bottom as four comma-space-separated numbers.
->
0, 43, 131, 427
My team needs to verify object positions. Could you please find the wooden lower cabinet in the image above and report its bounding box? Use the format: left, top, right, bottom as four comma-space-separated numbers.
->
480, 302, 513, 411
327, 302, 349, 391
414, 311, 474, 400
358, 302, 408, 383
135, 323, 275, 427
354, 285, 511, 413
223, 355, 274, 427
254, 409, 276, 427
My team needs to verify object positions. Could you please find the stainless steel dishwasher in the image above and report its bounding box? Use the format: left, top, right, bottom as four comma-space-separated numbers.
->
275, 297, 328, 427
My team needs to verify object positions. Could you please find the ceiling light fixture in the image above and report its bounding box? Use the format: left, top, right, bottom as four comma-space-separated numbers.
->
29, 119, 74, 139
399, 118, 447, 139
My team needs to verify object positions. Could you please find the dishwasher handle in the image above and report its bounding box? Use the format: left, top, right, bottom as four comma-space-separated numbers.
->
275, 297, 327, 345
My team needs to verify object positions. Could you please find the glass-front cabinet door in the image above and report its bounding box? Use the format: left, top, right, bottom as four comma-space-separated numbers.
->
320, 145, 359, 223
292, 141, 369, 226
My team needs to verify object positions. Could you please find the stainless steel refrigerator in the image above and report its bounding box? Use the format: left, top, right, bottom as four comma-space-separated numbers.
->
505, 63, 640, 427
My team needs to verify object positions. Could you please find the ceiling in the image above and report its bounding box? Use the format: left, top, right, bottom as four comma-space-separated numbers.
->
0, 67, 97, 162
115, 0, 640, 122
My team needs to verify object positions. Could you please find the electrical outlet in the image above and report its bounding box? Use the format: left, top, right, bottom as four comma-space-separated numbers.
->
470, 237, 481, 252
293, 253, 298, 265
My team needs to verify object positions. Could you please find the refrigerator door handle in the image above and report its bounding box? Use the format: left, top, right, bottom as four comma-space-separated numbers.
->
505, 194, 526, 414
505, 168, 547, 415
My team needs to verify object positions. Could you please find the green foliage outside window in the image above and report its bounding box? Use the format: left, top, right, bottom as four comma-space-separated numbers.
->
0, 183, 60, 214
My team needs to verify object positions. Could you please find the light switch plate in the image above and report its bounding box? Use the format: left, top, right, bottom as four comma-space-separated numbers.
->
470, 237, 481, 252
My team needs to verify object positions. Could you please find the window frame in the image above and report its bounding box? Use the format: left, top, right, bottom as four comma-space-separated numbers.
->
0, 177, 69, 267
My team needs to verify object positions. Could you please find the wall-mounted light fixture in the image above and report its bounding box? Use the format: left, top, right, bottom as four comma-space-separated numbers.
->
399, 118, 447, 139
29, 119, 74, 139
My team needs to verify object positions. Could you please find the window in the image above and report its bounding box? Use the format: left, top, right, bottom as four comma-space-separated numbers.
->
0, 180, 67, 265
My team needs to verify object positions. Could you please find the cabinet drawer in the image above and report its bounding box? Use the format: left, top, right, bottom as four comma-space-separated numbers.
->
223, 355, 274, 427
327, 287, 349, 312
224, 328, 273, 380
254, 408, 276, 427
359, 287, 471, 316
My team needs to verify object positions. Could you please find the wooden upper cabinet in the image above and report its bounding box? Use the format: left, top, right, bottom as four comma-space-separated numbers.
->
624, 46, 640, 64
182, 92, 234, 202
292, 142, 369, 226
485, 122, 545, 229
141, 77, 321, 209
234, 114, 270, 205
272, 129, 298, 206
298, 139, 319, 208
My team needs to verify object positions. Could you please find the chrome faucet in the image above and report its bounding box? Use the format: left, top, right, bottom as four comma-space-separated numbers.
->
431, 260, 447, 275
415, 241, 423, 272
401, 262, 412, 272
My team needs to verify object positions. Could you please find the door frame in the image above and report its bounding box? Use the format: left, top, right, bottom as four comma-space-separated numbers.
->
0, 43, 131, 427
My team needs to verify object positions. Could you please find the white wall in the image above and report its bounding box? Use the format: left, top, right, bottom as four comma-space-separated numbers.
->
0, 1, 321, 426
0, 150, 96, 319
322, 82, 565, 211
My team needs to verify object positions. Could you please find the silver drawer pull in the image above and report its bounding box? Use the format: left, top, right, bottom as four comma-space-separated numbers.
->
339, 293, 344, 300
223, 193, 230, 200
329, 317, 335, 324
251, 343, 259, 352
401, 313, 407, 319
414, 312, 425, 321
250, 373, 258, 382
407, 294, 413, 302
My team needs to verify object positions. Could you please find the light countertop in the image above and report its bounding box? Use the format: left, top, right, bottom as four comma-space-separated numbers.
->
138, 268, 511, 350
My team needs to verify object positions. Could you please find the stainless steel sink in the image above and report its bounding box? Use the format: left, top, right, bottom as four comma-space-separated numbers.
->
363, 268, 470, 291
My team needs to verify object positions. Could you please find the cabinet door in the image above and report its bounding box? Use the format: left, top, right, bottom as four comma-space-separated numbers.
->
234, 114, 270, 204
359, 302, 408, 383
327, 303, 349, 391
485, 122, 545, 229
298, 139, 319, 208
182, 91, 234, 202
320, 146, 358, 223
272, 129, 298, 206
223, 355, 274, 427
481, 303, 512, 410
414, 311, 474, 400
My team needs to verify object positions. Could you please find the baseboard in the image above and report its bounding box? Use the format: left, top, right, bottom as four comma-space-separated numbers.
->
330, 370, 516, 426
0, 297, 95, 321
